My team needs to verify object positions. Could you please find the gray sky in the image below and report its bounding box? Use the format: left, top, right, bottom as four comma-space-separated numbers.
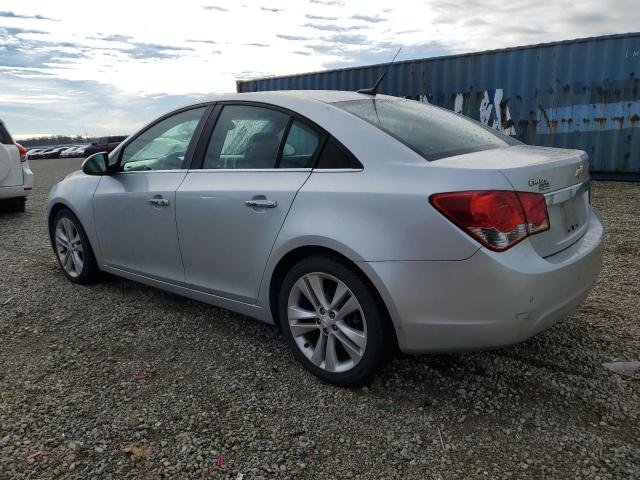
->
1, 0, 638, 137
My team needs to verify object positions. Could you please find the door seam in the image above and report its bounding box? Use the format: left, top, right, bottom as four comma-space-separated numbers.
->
254, 170, 314, 304
173, 171, 190, 283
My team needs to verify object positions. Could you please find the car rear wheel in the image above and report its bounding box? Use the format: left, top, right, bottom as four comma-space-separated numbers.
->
279, 255, 391, 386
51, 209, 100, 284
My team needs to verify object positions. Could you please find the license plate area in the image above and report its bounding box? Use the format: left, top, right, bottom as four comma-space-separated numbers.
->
529, 180, 590, 257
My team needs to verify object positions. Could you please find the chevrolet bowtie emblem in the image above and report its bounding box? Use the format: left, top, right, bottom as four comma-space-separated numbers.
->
575, 165, 585, 178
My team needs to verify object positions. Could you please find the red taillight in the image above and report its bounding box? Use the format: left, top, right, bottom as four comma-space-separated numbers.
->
517, 192, 549, 235
16, 143, 27, 162
430, 191, 550, 252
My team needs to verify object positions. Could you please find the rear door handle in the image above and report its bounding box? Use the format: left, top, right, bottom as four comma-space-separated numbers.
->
244, 199, 277, 209
149, 197, 170, 207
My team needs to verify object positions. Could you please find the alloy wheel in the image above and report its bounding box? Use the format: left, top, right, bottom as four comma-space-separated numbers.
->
54, 217, 84, 278
287, 272, 367, 373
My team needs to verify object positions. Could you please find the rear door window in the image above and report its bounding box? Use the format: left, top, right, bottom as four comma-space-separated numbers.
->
203, 105, 289, 169
279, 120, 321, 168
333, 97, 519, 161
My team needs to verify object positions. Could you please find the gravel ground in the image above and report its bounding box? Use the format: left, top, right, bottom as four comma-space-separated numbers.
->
1, 157, 639, 480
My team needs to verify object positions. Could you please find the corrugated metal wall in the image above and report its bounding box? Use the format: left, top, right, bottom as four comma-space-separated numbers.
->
237, 33, 640, 178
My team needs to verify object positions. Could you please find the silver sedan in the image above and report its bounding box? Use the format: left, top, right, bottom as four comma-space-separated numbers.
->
47, 91, 604, 386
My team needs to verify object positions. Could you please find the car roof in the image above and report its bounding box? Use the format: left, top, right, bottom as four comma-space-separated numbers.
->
202, 90, 367, 103
196, 90, 378, 107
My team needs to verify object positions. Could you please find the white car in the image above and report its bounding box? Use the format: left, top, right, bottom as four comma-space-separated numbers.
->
59, 146, 79, 158
0, 119, 33, 212
61, 145, 88, 158
26, 148, 46, 160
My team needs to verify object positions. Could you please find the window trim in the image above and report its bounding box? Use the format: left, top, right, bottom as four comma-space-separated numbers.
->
110, 99, 365, 174
274, 116, 294, 169
112, 103, 213, 173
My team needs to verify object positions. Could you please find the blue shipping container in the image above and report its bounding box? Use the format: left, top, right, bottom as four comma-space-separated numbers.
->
237, 33, 640, 179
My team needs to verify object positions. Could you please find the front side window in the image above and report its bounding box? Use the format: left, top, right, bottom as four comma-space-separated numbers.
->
279, 120, 322, 168
203, 105, 289, 169
121, 107, 206, 171
333, 97, 519, 161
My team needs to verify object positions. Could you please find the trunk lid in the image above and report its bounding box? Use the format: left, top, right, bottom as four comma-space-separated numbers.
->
434, 145, 591, 257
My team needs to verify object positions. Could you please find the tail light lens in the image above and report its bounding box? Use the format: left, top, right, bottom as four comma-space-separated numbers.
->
16, 143, 27, 162
430, 191, 550, 251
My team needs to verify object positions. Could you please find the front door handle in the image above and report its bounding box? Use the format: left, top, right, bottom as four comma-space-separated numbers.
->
149, 197, 170, 207
245, 199, 277, 209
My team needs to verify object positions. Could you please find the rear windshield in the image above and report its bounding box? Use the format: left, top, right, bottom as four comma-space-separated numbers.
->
333, 97, 519, 161
0, 122, 13, 145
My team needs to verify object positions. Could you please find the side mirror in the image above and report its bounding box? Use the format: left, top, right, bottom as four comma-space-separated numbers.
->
81, 152, 109, 176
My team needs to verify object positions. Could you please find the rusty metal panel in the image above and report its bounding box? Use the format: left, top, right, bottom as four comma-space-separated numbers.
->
237, 33, 640, 177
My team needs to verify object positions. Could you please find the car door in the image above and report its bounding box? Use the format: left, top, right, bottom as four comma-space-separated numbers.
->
176, 103, 325, 303
93, 106, 208, 282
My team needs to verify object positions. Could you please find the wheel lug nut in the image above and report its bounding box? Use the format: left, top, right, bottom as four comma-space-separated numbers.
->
331, 325, 338, 331
319, 308, 325, 314
329, 311, 336, 319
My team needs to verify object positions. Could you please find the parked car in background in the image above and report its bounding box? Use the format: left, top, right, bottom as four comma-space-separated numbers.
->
29, 147, 57, 160
61, 145, 88, 158
40, 147, 68, 160
26, 148, 46, 159
0, 119, 33, 212
47, 91, 604, 386
59, 146, 78, 158
83, 135, 127, 157
27, 149, 45, 159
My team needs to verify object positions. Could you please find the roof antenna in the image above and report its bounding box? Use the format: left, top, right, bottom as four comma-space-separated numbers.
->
356, 47, 401, 96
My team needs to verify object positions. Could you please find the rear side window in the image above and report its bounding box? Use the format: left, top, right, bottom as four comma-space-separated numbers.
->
315, 138, 362, 169
0, 122, 13, 145
279, 120, 321, 168
333, 97, 519, 161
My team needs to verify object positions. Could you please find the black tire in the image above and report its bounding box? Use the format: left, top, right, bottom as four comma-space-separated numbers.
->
50, 208, 101, 284
278, 255, 392, 387
0, 197, 26, 213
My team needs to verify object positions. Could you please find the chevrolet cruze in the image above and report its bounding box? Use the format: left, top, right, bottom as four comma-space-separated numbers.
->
47, 91, 603, 386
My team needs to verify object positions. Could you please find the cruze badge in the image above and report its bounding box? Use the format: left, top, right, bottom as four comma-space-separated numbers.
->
575, 165, 585, 178
528, 177, 550, 191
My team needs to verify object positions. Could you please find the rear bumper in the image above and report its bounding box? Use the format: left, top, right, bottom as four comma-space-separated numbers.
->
0, 165, 33, 199
361, 211, 604, 354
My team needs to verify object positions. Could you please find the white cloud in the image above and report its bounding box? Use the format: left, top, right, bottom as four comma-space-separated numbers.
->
0, 0, 637, 135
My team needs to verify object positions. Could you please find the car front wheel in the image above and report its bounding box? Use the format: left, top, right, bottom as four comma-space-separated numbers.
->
279, 255, 392, 386
51, 209, 100, 284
